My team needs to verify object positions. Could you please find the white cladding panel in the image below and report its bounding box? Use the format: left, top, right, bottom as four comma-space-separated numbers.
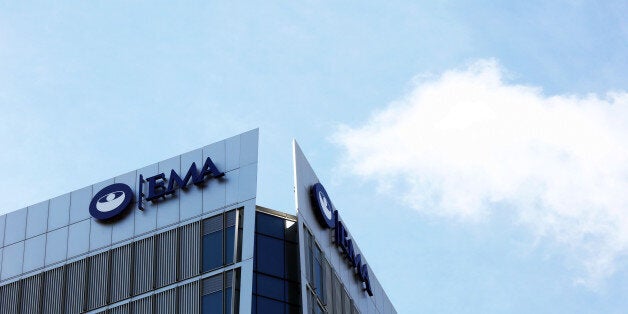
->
293, 141, 396, 314
0, 129, 259, 284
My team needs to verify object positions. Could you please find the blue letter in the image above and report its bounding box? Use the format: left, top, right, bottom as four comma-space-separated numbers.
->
146, 173, 166, 201
166, 162, 201, 195
195, 157, 224, 184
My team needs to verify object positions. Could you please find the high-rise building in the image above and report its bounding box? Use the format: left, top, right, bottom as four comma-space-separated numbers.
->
0, 129, 396, 313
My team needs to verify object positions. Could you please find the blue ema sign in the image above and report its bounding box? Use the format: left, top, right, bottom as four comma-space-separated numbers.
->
310, 183, 374, 296
89, 183, 134, 221
90, 157, 224, 221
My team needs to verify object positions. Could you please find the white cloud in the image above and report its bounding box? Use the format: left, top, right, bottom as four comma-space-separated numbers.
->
334, 59, 628, 286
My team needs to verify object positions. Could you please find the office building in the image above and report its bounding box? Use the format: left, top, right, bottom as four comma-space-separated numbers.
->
0, 129, 396, 313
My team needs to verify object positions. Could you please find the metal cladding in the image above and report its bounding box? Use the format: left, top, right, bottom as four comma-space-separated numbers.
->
0, 129, 396, 313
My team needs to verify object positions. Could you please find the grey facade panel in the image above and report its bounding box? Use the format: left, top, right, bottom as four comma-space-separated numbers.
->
42, 267, 65, 313
238, 163, 258, 203
87, 252, 109, 310
225, 169, 240, 206
239, 128, 259, 166
0, 215, 5, 249
132, 295, 153, 314
90, 217, 113, 251
110, 205, 135, 244
4, 207, 27, 246
45, 226, 68, 265
178, 280, 200, 314
155, 229, 178, 288
65, 259, 88, 314
202, 175, 227, 213
26, 201, 49, 238
0, 281, 20, 313
133, 237, 155, 295
67, 220, 90, 258
69, 186, 92, 224
109, 245, 132, 303
155, 287, 177, 313
1, 241, 24, 280
23, 234, 46, 273
48, 193, 70, 231
226, 134, 241, 172
179, 221, 201, 280
20, 273, 43, 314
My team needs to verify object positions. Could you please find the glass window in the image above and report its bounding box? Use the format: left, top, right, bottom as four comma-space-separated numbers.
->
257, 296, 285, 314
256, 212, 285, 239
257, 273, 285, 301
203, 231, 223, 271
256, 234, 285, 278
201, 270, 236, 314
202, 210, 240, 273
202, 291, 223, 314
254, 211, 301, 314
285, 242, 300, 281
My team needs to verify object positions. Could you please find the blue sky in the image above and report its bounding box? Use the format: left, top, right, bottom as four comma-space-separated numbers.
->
1, 2, 627, 313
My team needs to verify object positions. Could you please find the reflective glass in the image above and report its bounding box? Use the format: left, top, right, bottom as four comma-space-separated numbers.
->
256, 213, 285, 239
256, 235, 285, 278
257, 296, 285, 314
226, 288, 232, 314
257, 273, 284, 301
285, 242, 300, 281
314, 258, 324, 301
202, 291, 223, 314
203, 231, 223, 271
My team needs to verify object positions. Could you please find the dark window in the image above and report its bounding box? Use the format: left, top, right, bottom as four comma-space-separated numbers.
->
257, 273, 285, 301
256, 234, 285, 278
257, 296, 285, 314
202, 291, 223, 314
253, 212, 301, 313
203, 230, 223, 271
202, 210, 240, 272
256, 213, 285, 239
201, 270, 236, 314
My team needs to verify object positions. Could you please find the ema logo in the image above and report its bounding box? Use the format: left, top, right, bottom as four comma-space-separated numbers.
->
309, 182, 374, 296
311, 183, 334, 228
89, 157, 224, 221
90, 183, 134, 221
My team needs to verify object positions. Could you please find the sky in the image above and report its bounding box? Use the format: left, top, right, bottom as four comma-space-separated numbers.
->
1, 1, 627, 313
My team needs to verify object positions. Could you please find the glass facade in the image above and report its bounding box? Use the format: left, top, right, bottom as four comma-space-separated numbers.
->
304, 226, 360, 314
202, 269, 239, 314
252, 211, 301, 314
0, 209, 243, 314
202, 209, 242, 273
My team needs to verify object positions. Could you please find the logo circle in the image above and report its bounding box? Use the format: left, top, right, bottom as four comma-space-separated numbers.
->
310, 183, 335, 228
90, 183, 134, 220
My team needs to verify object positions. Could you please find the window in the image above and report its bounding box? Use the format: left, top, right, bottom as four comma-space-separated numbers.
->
202, 209, 241, 272
304, 224, 361, 314
304, 227, 328, 312
253, 211, 301, 314
201, 270, 236, 314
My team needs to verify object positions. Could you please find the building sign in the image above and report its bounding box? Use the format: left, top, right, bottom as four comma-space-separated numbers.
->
90, 157, 224, 221
310, 183, 373, 296
89, 183, 134, 221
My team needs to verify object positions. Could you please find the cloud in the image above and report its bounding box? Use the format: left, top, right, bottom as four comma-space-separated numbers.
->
334, 59, 628, 286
